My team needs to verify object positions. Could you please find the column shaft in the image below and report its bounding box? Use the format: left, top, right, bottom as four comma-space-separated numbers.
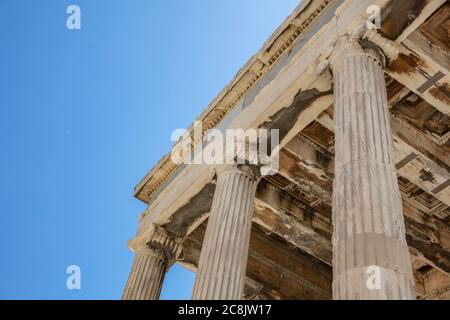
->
122, 248, 167, 300
192, 165, 258, 300
331, 39, 415, 300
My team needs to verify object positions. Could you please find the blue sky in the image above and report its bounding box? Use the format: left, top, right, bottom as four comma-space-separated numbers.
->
0, 0, 299, 299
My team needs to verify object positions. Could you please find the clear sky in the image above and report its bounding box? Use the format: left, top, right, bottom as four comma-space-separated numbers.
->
0, 0, 299, 299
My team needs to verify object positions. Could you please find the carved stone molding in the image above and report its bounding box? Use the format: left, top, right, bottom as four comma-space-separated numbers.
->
330, 28, 400, 72
314, 23, 402, 76
215, 164, 261, 183
128, 225, 182, 265
134, 0, 336, 204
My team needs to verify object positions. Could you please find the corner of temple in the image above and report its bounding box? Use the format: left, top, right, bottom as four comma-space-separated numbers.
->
128, 224, 183, 264
148, 226, 183, 265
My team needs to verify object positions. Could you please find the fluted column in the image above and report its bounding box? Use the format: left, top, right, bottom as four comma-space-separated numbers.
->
192, 164, 260, 300
330, 31, 415, 300
122, 230, 180, 300
122, 245, 167, 300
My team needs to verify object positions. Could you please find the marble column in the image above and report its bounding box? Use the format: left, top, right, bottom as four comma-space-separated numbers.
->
192, 165, 260, 300
122, 232, 179, 300
330, 32, 415, 300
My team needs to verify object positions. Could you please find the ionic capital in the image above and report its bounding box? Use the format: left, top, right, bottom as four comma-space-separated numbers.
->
328, 23, 400, 71
215, 164, 261, 182
128, 225, 182, 264
359, 28, 400, 63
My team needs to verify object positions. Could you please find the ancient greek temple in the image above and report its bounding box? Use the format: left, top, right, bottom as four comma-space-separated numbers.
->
123, 0, 450, 300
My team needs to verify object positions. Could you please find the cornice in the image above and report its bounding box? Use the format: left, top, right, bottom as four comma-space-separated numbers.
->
134, 0, 335, 204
